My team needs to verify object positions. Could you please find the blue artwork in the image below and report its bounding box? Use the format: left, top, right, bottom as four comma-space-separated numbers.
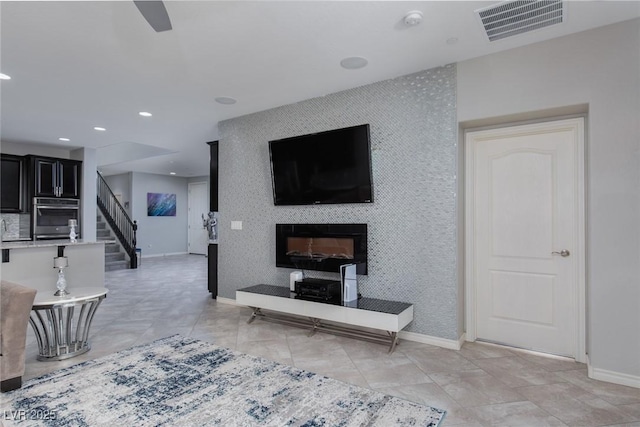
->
147, 193, 176, 216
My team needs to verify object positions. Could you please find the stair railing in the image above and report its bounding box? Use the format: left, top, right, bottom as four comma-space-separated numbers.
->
96, 171, 138, 269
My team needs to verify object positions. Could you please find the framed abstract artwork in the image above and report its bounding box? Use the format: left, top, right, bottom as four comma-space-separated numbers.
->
147, 193, 176, 216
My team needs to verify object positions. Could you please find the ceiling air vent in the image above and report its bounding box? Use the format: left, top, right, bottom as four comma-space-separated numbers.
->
476, 0, 564, 42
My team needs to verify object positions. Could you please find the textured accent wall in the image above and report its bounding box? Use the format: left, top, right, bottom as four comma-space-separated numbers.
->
218, 65, 459, 340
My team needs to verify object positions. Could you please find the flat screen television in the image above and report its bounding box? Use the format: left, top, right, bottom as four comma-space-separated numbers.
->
269, 124, 373, 205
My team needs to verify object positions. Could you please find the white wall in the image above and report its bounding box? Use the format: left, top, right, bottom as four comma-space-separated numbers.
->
187, 175, 209, 189
458, 19, 640, 383
71, 147, 97, 241
131, 172, 188, 256
0, 141, 70, 159
103, 172, 133, 215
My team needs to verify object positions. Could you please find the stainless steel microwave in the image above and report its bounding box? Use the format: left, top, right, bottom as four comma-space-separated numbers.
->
32, 197, 80, 240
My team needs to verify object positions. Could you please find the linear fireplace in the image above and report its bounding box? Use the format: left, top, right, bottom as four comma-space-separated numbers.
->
275, 224, 367, 275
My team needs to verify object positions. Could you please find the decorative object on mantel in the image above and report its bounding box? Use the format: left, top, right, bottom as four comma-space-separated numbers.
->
68, 219, 77, 243
53, 256, 69, 296
2, 335, 446, 426
202, 211, 218, 243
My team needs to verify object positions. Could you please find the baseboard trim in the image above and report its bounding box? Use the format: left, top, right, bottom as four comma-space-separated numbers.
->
588, 362, 640, 389
398, 331, 464, 350
216, 296, 239, 306
142, 252, 188, 258
458, 332, 467, 349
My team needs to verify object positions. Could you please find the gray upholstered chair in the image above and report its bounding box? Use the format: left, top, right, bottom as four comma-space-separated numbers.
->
1, 280, 37, 392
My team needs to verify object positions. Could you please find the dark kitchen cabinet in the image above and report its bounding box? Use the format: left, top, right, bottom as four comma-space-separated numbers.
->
29, 156, 82, 199
1, 154, 26, 212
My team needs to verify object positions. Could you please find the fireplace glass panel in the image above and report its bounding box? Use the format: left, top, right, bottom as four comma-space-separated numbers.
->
286, 237, 355, 260
276, 223, 367, 275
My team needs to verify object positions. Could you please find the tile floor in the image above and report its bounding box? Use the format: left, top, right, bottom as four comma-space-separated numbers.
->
23, 255, 640, 426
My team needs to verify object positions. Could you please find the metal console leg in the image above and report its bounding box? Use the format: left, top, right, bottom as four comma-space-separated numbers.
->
241, 303, 405, 354
308, 318, 321, 337
388, 332, 399, 353
247, 307, 262, 324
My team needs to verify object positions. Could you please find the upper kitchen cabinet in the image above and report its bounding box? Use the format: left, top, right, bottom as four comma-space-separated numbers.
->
29, 156, 82, 199
1, 154, 26, 212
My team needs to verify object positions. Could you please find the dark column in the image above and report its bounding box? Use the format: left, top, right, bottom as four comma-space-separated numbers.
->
207, 140, 219, 298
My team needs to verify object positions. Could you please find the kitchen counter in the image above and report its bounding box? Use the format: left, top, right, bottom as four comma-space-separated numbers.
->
1, 239, 110, 293
1, 239, 114, 250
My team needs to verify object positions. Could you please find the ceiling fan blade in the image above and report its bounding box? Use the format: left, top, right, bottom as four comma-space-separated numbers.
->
134, 1, 172, 32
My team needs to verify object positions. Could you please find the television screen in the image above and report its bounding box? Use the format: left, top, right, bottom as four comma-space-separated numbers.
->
269, 124, 373, 205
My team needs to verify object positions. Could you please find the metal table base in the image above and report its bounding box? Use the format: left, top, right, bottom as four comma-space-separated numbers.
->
29, 291, 106, 361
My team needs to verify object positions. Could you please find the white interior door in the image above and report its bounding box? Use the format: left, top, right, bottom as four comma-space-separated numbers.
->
466, 118, 584, 359
188, 181, 209, 255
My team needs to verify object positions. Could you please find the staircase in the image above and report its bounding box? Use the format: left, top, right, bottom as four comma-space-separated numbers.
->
96, 171, 138, 269
97, 213, 128, 271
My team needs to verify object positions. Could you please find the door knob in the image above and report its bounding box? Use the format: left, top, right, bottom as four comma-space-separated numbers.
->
552, 249, 570, 257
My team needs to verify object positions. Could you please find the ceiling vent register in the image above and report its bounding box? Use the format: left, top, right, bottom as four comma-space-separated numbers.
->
476, 0, 564, 42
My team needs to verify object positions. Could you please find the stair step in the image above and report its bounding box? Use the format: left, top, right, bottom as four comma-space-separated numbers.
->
105, 252, 125, 262
98, 209, 133, 271
105, 260, 128, 271
105, 243, 120, 253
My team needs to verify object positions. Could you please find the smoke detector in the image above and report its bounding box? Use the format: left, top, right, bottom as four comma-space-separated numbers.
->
404, 10, 423, 26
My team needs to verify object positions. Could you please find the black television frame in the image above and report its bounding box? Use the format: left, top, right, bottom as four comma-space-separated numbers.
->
268, 124, 374, 206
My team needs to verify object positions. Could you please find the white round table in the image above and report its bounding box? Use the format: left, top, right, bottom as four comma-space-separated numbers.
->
29, 287, 108, 361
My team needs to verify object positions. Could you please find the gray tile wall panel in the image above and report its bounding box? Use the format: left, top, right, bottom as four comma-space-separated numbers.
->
218, 65, 459, 340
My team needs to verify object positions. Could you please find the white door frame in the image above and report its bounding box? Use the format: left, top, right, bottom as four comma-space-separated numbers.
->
464, 117, 587, 363
188, 181, 209, 255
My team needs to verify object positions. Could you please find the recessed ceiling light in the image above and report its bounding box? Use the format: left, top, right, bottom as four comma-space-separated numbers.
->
0, 73, 11, 80
215, 96, 237, 105
94, 127, 106, 131
169, 172, 176, 175
340, 57, 368, 70
59, 137, 70, 142
446, 37, 459, 45
139, 111, 152, 117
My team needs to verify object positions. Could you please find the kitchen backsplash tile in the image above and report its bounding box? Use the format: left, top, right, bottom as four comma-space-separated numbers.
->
1, 213, 30, 240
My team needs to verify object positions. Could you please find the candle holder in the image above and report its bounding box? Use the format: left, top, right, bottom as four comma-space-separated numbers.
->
53, 256, 70, 296
68, 219, 77, 243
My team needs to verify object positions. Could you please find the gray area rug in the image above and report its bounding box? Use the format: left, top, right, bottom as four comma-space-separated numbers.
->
4, 335, 445, 426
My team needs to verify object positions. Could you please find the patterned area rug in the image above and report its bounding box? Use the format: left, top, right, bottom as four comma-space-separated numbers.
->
4, 335, 445, 426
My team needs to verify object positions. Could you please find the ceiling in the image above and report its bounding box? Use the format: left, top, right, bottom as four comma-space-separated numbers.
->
1, 1, 638, 177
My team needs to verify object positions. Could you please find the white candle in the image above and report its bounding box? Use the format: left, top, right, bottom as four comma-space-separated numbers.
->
53, 256, 68, 269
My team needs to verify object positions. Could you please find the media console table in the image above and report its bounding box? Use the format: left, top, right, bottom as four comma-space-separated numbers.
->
236, 284, 413, 353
